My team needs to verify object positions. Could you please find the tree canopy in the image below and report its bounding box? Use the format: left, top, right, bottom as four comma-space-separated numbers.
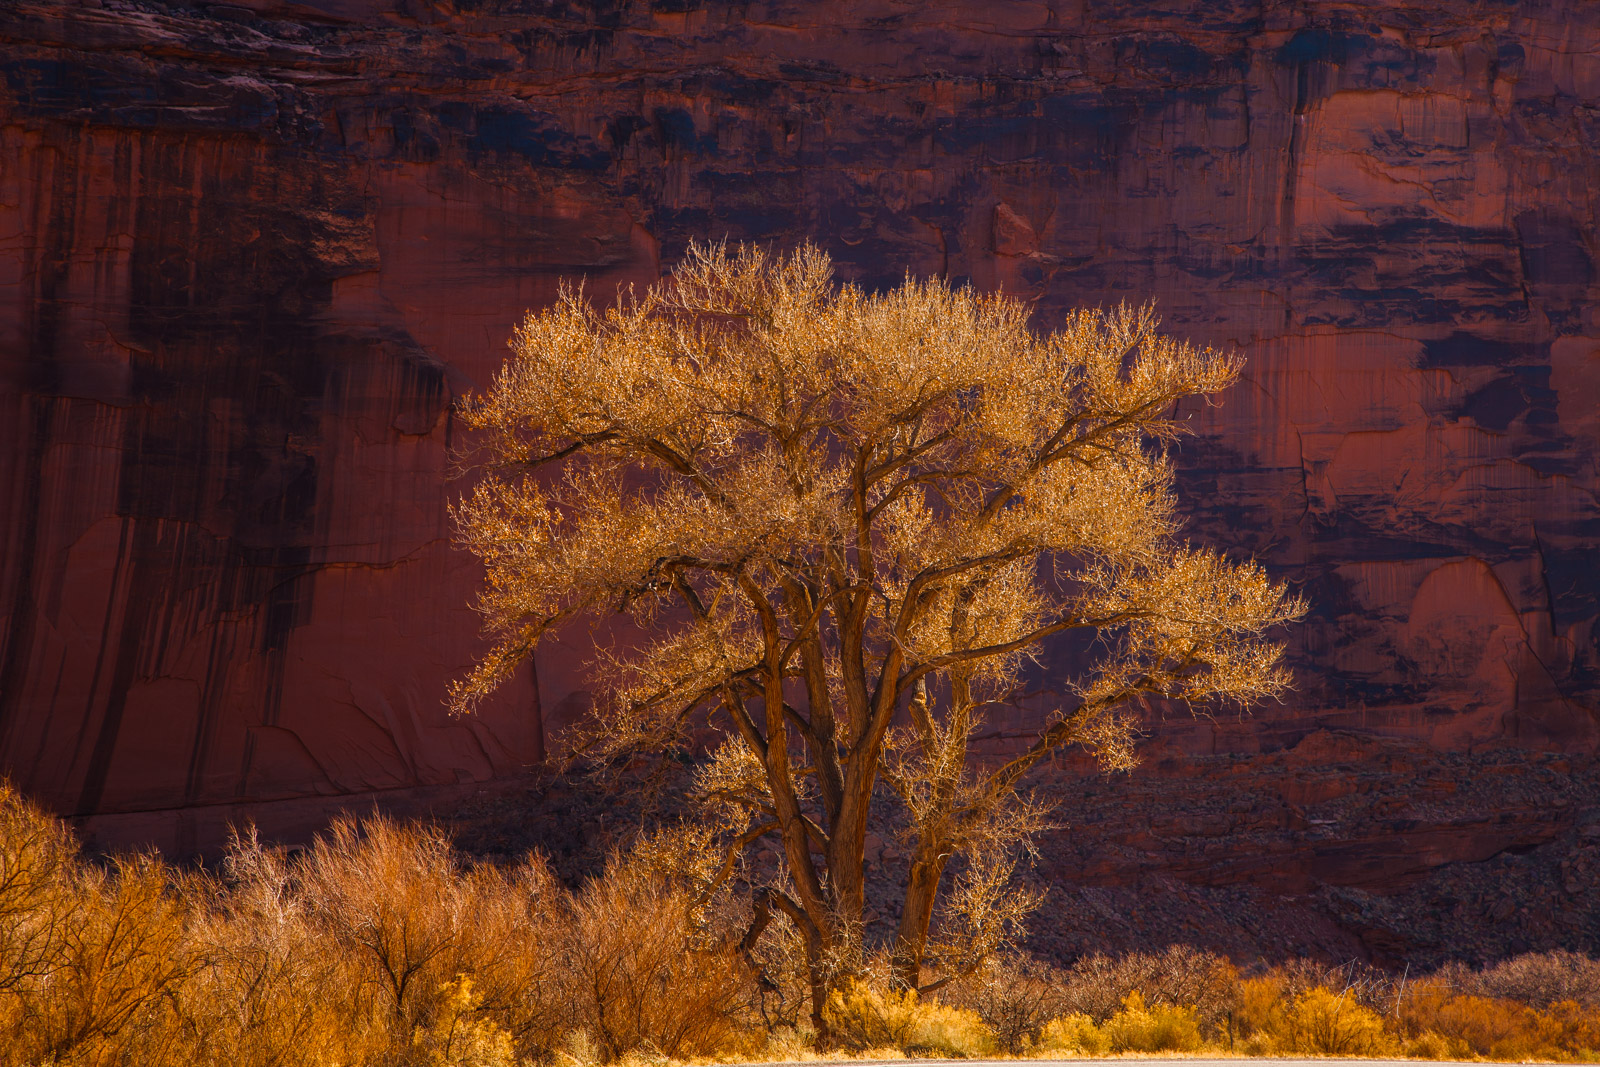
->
452, 242, 1302, 1034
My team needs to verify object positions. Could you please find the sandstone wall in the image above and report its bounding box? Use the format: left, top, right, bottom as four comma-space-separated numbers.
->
2, 0, 1597, 884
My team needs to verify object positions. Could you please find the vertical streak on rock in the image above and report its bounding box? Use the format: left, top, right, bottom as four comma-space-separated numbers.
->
75, 517, 142, 816
0, 399, 49, 760
0, 124, 75, 767
183, 614, 238, 807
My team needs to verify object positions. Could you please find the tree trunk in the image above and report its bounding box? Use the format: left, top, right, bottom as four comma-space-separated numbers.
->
826, 798, 868, 946
806, 943, 832, 1046
890, 849, 948, 991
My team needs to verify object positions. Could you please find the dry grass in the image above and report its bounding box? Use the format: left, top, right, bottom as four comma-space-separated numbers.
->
2, 782, 1597, 1065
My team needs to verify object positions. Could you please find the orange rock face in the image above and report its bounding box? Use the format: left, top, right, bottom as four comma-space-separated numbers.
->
1, 0, 1597, 952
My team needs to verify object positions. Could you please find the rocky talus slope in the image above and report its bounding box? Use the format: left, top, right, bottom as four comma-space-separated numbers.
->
2, 0, 1597, 957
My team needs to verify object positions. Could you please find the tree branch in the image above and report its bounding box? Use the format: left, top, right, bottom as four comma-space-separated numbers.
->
693, 820, 781, 911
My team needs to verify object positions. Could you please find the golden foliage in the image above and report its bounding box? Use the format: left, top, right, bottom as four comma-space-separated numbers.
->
555, 846, 757, 1061
1038, 1011, 1112, 1056
823, 980, 993, 1058
453, 242, 1299, 747
0, 787, 761, 1067
0, 782, 77, 998
3, 778, 1600, 1067
454, 241, 1304, 1009
412, 976, 518, 1067
1033, 990, 1206, 1055
1399, 980, 1600, 1062
1231, 974, 1288, 1044
1276, 987, 1395, 1056
1100, 990, 1206, 1053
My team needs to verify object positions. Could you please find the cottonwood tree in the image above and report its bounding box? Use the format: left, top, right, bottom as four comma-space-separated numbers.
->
451, 243, 1301, 1034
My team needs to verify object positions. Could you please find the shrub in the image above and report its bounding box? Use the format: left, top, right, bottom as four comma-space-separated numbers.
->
555, 853, 756, 1062
6, 779, 1598, 1067
1459, 950, 1600, 1011
1231, 979, 1394, 1057
825, 981, 921, 1052
299, 816, 475, 1028
1229, 975, 1286, 1050
0, 783, 76, 997
906, 999, 995, 1058
183, 832, 377, 1067
451, 856, 569, 1057
945, 954, 1071, 1053
824, 980, 992, 1057
0, 788, 768, 1067
1060, 944, 1236, 1030
1232, 980, 1393, 1057
1400, 980, 1600, 1062
1404, 1029, 1462, 1060
1100, 990, 1204, 1053
742, 907, 815, 1032
1280, 986, 1394, 1056
1274, 956, 1399, 1015
11, 854, 194, 1067
412, 975, 518, 1067
1038, 1012, 1111, 1056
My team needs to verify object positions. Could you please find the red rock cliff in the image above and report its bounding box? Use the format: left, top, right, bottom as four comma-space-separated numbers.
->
1, 0, 1597, 915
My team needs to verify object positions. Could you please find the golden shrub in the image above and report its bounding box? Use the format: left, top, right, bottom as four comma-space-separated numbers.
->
412, 975, 518, 1067
1279, 986, 1394, 1056
7, 854, 194, 1067
1404, 1029, 1463, 1060
1038, 1012, 1111, 1056
1230, 974, 1286, 1043
824, 980, 920, 1053
10, 777, 1600, 1066
824, 980, 993, 1057
1402, 980, 1600, 1062
1100, 989, 1204, 1053
905, 999, 995, 1058
0, 783, 77, 994
0, 787, 767, 1067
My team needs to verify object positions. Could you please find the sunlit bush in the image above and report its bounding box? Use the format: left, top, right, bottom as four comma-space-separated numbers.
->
5, 781, 1600, 1066
1058, 944, 1236, 1028
824, 980, 992, 1058
1444, 950, 1600, 1011
556, 850, 756, 1062
1230, 974, 1285, 1042
412, 975, 518, 1067
944, 954, 1071, 1053
0, 787, 764, 1067
0, 848, 192, 1067
1099, 989, 1204, 1053
1400, 980, 1600, 1062
1038, 1011, 1111, 1055
1280, 986, 1394, 1056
